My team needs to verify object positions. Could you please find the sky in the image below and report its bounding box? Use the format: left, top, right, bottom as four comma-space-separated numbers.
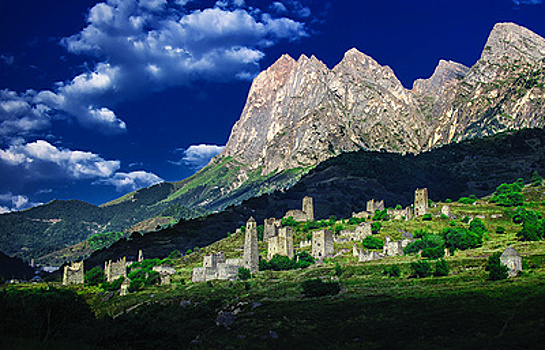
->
0, 0, 544, 212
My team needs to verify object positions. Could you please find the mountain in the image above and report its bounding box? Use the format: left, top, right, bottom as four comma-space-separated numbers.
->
2, 22, 545, 265
85, 128, 545, 268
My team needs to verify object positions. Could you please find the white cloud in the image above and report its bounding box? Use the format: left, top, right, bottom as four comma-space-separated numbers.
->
97, 170, 163, 191
512, 0, 543, 4
0, 89, 51, 141
176, 144, 224, 169
0, 140, 120, 180
0, 192, 41, 212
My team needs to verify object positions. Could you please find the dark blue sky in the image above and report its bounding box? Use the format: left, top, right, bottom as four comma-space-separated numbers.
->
0, 0, 544, 211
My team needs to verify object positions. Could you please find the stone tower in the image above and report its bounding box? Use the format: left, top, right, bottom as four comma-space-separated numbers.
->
263, 218, 281, 242
414, 188, 429, 216
311, 229, 334, 259
243, 217, 259, 273
302, 196, 314, 221
62, 261, 84, 285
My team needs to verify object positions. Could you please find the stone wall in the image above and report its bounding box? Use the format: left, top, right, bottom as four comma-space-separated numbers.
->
284, 196, 314, 222
311, 229, 334, 259
267, 226, 294, 260
414, 188, 429, 216
358, 249, 384, 262
366, 199, 384, 213
62, 261, 84, 285
152, 265, 176, 285
192, 253, 243, 282
383, 236, 412, 257
105, 257, 127, 283
387, 207, 413, 220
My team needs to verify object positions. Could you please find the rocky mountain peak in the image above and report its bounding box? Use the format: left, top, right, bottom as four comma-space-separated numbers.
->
412, 59, 469, 97
480, 22, 545, 64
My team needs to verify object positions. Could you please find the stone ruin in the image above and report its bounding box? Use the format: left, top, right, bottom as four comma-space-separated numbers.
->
267, 226, 294, 260
284, 196, 314, 222
358, 249, 384, 262
414, 188, 429, 216
192, 217, 258, 282
105, 257, 127, 283
500, 247, 522, 277
192, 252, 244, 283
138, 249, 144, 262
383, 236, 412, 257
152, 265, 177, 285
62, 261, 84, 285
243, 217, 259, 273
367, 199, 385, 213
120, 278, 130, 296
441, 205, 452, 218
263, 218, 282, 242
337, 222, 372, 242
387, 207, 413, 221
311, 229, 334, 260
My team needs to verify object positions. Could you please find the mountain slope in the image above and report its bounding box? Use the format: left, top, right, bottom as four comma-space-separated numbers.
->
85, 128, 545, 267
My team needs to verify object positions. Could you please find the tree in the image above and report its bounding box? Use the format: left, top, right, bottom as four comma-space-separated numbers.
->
434, 259, 450, 277
410, 260, 432, 278
84, 266, 104, 286
371, 222, 382, 234
301, 278, 341, 298
237, 267, 251, 281
362, 236, 383, 249
383, 265, 401, 278
486, 252, 508, 281
532, 171, 543, 186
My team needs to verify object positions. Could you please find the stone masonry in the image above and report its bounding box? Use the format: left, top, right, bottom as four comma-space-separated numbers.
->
311, 229, 334, 259
387, 207, 413, 220
192, 252, 243, 282
284, 196, 314, 222
383, 236, 412, 257
243, 217, 259, 273
62, 261, 84, 285
152, 265, 177, 285
500, 247, 522, 277
366, 199, 385, 213
267, 226, 294, 260
414, 188, 429, 216
105, 257, 127, 283
263, 218, 281, 242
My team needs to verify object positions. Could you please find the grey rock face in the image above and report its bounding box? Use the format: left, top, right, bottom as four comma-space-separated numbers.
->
217, 22, 545, 179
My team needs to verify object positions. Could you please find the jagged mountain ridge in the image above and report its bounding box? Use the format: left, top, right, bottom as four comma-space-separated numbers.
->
218, 22, 545, 174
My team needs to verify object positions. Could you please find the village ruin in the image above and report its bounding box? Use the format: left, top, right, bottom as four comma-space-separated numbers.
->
62, 261, 84, 285
500, 247, 522, 277
105, 257, 127, 283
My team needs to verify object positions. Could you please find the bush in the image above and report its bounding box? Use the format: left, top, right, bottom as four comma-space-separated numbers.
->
442, 227, 482, 251
410, 260, 432, 278
260, 253, 314, 271
372, 209, 389, 221
404, 234, 444, 256
496, 226, 506, 234
459, 195, 477, 204
101, 276, 125, 291
168, 250, 181, 259
445, 199, 452, 203
257, 225, 264, 241
486, 252, 508, 281
434, 259, 450, 277
422, 246, 445, 259
422, 213, 433, 221
296, 251, 315, 268
532, 171, 543, 186
281, 216, 299, 227
237, 267, 251, 280
301, 278, 341, 298
362, 236, 384, 250
334, 263, 343, 277
490, 181, 524, 207
383, 265, 401, 278
84, 266, 104, 286
347, 217, 364, 225
371, 222, 382, 234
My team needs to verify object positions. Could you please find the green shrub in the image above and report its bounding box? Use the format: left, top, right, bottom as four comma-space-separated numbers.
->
422, 213, 432, 221
301, 279, 341, 298
490, 181, 524, 207
101, 276, 125, 291
445, 199, 452, 203
237, 267, 251, 281
405, 234, 444, 256
469, 218, 487, 236
459, 195, 477, 204
362, 236, 384, 250
334, 263, 343, 277
84, 266, 104, 286
168, 250, 181, 259
257, 225, 264, 241
496, 226, 506, 234
410, 260, 432, 278
371, 222, 382, 234
372, 209, 389, 221
383, 265, 401, 278
296, 251, 315, 268
486, 252, 508, 281
442, 227, 482, 251
532, 171, 543, 186
281, 216, 299, 227
434, 259, 450, 277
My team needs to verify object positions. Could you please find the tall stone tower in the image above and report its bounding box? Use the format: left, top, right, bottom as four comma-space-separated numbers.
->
243, 217, 259, 273
414, 188, 429, 216
302, 196, 314, 221
62, 261, 84, 285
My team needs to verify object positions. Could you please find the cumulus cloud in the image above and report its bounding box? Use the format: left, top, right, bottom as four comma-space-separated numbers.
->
0, 89, 51, 142
0, 140, 120, 180
512, 0, 543, 4
176, 144, 225, 169
0, 192, 41, 212
96, 170, 163, 191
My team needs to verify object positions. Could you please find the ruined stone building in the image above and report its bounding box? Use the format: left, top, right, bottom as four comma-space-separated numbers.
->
338, 222, 372, 241
311, 229, 334, 259
414, 188, 429, 216
387, 207, 413, 220
120, 278, 130, 296
263, 218, 282, 242
267, 226, 294, 260
358, 249, 384, 262
192, 252, 244, 282
383, 236, 412, 257
152, 265, 177, 285
441, 205, 451, 218
105, 257, 127, 283
243, 217, 259, 273
367, 199, 385, 213
500, 247, 522, 277
284, 196, 314, 222
138, 250, 144, 262
62, 261, 84, 285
